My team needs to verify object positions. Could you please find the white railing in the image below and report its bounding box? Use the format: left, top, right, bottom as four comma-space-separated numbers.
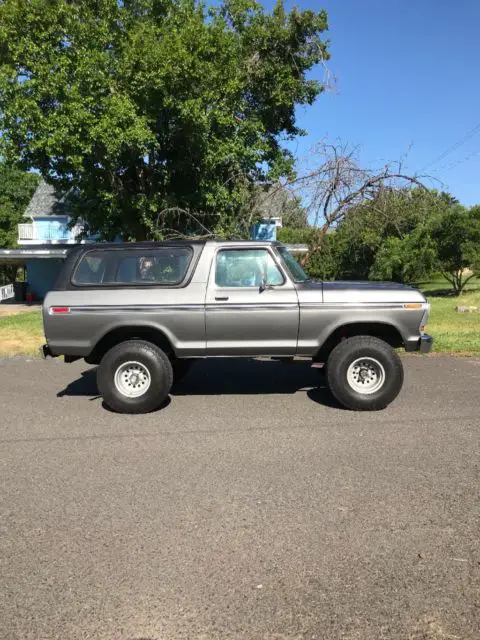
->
18, 223, 35, 240
18, 223, 84, 242
0, 283, 14, 302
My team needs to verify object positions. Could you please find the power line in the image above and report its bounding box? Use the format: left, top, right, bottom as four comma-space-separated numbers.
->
433, 149, 480, 175
421, 122, 480, 171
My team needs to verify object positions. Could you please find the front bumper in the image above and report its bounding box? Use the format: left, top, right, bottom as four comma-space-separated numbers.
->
405, 334, 433, 353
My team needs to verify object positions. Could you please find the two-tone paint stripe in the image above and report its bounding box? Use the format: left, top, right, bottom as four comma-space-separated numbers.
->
300, 302, 426, 310
50, 304, 203, 314
49, 301, 427, 315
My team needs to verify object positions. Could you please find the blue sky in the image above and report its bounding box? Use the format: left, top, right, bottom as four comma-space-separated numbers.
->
269, 0, 480, 205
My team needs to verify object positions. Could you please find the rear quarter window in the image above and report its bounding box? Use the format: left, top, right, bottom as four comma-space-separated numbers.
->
72, 247, 193, 287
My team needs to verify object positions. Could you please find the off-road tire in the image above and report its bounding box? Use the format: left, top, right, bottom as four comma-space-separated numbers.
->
326, 336, 404, 411
97, 340, 173, 414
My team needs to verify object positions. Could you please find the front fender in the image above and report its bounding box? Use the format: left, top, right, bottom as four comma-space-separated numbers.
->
297, 305, 424, 355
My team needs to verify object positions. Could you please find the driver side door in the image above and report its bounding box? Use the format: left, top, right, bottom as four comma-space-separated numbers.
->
205, 247, 299, 356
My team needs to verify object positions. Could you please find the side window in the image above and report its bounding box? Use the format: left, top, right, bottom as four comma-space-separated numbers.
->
72, 247, 193, 286
215, 249, 284, 288
74, 254, 107, 284
116, 256, 138, 283
127, 250, 191, 284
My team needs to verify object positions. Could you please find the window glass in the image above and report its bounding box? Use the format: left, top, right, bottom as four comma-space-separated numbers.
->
74, 254, 106, 284
72, 247, 193, 286
215, 249, 284, 288
277, 246, 309, 282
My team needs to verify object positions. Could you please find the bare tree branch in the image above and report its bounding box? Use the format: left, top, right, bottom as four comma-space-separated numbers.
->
267, 140, 440, 263
285, 141, 434, 236
154, 206, 216, 238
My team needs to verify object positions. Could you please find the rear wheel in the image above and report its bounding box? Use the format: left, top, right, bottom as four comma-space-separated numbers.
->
326, 336, 404, 411
97, 340, 173, 414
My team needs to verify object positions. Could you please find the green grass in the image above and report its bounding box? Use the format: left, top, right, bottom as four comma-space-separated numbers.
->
0, 279, 479, 356
0, 310, 44, 356
419, 279, 480, 354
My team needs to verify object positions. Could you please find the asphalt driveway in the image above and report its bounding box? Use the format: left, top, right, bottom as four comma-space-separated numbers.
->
0, 355, 479, 639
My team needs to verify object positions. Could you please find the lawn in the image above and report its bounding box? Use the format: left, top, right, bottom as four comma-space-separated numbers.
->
419, 279, 480, 354
0, 281, 479, 357
0, 310, 44, 356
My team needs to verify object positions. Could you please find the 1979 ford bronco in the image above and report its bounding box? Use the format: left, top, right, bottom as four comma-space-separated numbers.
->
41, 240, 432, 413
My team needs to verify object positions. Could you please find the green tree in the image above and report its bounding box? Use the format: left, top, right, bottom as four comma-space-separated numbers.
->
0, 163, 40, 283
318, 189, 447, 283
277, 226, 314, 244
368, 227, 438, 284
280, 195, 309, 228
430, 205, 480, 295
0, 0, 329, 240
303, 231, 339, 279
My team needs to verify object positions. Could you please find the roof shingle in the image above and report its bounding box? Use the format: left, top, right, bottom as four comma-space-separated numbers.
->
24, 180, 71, 218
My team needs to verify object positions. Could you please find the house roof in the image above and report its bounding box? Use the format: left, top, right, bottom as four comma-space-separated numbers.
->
0, 247, 70, 264
24, 180, 71, 218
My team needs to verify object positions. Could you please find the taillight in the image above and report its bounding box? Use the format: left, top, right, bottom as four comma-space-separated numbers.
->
50, 306, 71, 315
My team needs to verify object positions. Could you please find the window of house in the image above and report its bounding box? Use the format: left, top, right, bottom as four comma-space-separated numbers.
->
215, 249, 284, 288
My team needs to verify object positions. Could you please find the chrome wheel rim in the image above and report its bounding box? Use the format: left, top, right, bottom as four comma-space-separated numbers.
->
114, 361, 151, 398
346, 357, 386, 395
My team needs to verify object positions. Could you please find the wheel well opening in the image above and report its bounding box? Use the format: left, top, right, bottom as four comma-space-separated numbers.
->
85, 326, 174, 364
315, 323, 404, 362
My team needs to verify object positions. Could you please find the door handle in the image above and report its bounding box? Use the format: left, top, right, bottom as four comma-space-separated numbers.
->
215, 296, 229, 301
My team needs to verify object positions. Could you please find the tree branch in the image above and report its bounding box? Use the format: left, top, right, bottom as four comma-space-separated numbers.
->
154, 207, 215, 238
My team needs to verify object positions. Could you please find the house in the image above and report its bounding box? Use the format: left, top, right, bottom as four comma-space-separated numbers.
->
0, 180, 90, 300
18, 180, 84, 246
17, 181, 90, 298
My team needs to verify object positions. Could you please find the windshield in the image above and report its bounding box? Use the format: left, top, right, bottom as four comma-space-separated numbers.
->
277, 246, 309, 283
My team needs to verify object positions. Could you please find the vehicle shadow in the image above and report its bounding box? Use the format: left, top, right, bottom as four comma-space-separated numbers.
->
174, 359, 344, 410
57, 368, 100, 400
56, 358, 344, 410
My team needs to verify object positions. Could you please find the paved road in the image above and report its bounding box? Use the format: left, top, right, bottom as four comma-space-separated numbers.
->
0, 355, 479, 640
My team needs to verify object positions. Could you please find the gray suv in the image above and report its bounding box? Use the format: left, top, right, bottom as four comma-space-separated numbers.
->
42, 240, 432, 413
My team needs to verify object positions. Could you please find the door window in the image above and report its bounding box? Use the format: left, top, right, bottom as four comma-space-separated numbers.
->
215, 249, 284, 288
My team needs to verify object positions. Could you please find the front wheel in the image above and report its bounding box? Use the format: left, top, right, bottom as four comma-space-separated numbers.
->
97, 340, 173, 414
326, 336, 404, 411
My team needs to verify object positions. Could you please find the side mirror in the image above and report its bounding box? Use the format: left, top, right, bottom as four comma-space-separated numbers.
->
259, 278, 273, 293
